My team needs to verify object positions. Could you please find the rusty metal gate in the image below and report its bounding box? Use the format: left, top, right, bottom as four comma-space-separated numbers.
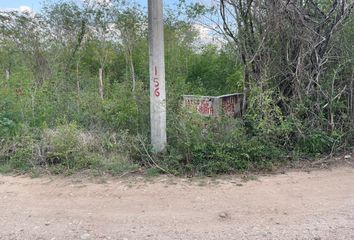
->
183, 93, 244, 118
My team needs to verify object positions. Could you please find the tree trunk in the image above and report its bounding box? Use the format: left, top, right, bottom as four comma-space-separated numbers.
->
5, 69, 10, 81
129, 54, 136, 92
241, 53, 249, 114
76, 62, 80, 97
99, 67, 104, 100
127, 47, 136, 92
350, 72, 354, 122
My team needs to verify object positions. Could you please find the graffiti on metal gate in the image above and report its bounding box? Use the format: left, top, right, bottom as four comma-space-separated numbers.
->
197, 99, 214, 116
184, 97, 214, 116
222, 95, 240, 117
183, 93, 243, 118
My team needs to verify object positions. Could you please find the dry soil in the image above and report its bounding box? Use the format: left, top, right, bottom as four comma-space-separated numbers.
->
0, 167, 354, 240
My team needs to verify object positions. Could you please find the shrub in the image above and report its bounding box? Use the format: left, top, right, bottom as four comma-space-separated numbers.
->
100, 82, 149, 134
0, 135, 36, 173
0, 122, 140, 175
299, 130, 340, 156
101, 155, 139, 176
161, 111, 285, 175
0, 115, 17, 137
0, 86, 23, 137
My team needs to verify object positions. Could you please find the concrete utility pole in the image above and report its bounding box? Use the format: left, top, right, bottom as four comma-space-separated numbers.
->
148, 0, 167, 152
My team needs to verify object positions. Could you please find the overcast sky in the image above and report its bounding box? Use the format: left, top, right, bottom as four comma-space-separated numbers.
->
0, 0, 218, 46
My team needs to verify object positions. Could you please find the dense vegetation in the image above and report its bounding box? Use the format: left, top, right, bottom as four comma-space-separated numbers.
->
0, 0, 353, 176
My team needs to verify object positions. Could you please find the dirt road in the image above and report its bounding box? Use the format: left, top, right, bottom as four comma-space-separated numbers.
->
0, 167, 354, 240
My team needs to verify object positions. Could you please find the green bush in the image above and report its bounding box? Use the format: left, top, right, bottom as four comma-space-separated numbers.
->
0, 122, 140, 175
101, 155, 139, 176
299, 131, 339, 155
41, 123, 99, 169
0, 115, 17, 137
0, 135, 35, 173
161, 111, 285, 175
0, 86, 23, 137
